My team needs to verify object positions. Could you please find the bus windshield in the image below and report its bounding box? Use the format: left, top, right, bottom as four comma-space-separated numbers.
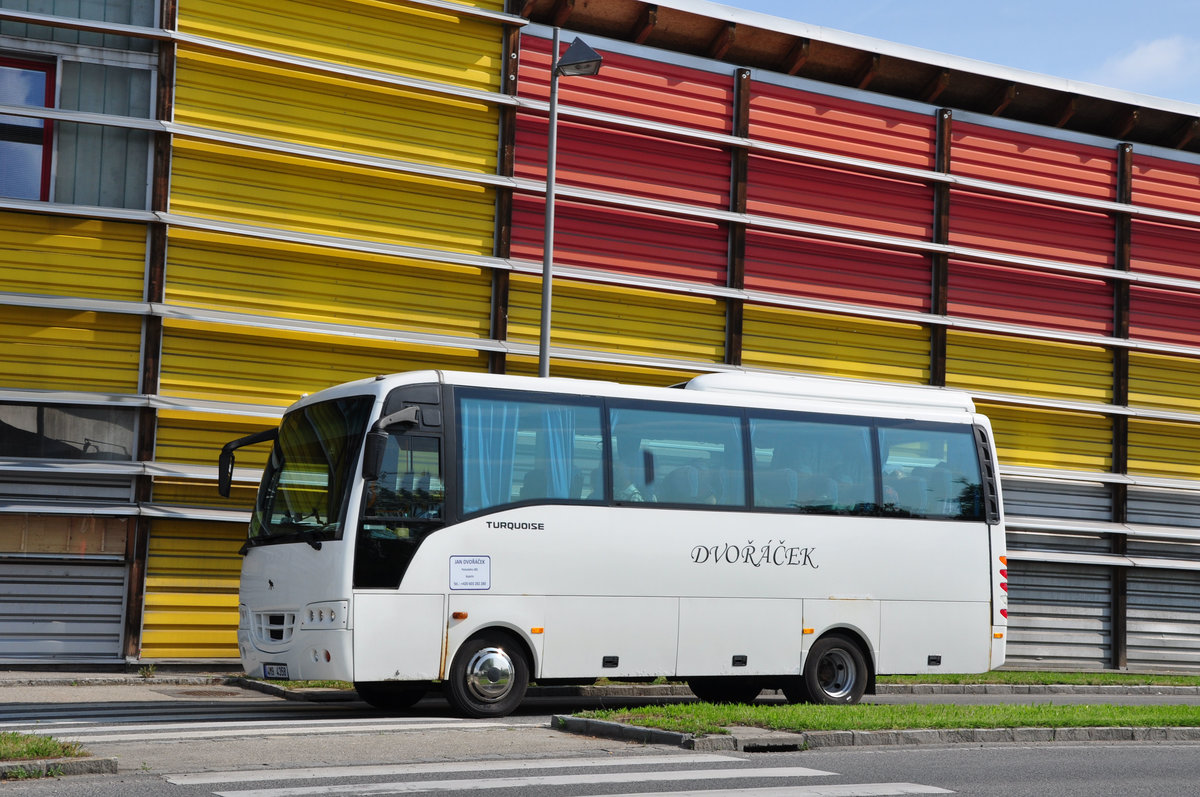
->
249, 395, 372, 545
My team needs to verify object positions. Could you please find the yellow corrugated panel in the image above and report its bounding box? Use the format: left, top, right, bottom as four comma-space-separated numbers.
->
977, 402, 1111, 472
140, 519, 244, 659
0, 212, 147, 301
164, 228, 492, 339
741, 306, 929, 384
155, 410, 278, 469
507, 275, 726, 365
159, 318, 488, 406
177, 0, 503, 93
946, 332, 1112, 402
0, 306, 141, 392
153, 478, 258, 510
174, 50, 497, 174
170, 139, 495, 255
1129, 352, 1200, 414
1129, 419, 1200, 480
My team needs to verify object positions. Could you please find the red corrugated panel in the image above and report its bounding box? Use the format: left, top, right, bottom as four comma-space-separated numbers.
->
511, 195, 728, 285
1130, 220, 1200, 281
948, 190, 1114, 268
749, 81, 935, 169
515, 117, 729, 209
947, 261, 1113, 335
1131, 154, 1200, 215
519, 34, 733, 133
747, 155, 933, 241
743, 231, 929, 312
1130, 286, 1200, 347
951, 123, 1116, 200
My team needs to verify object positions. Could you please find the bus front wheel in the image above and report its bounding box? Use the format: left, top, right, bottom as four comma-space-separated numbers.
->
445, 632, 529, 718
798, 635, 867, 704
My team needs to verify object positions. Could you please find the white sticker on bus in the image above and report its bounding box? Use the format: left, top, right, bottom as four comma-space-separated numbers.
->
450, 555, 491, 590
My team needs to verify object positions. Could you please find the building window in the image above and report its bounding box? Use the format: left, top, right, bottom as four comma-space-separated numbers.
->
0, 403, 136, 460
0, 57, 54, 202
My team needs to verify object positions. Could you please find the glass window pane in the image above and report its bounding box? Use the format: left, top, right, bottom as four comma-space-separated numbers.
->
459, 394, 604, 515
879, 425, 983, 520
0, 403, 136, 460
609, 406, 745, 507
0, 61, 50, 201
750, 416, 874, 514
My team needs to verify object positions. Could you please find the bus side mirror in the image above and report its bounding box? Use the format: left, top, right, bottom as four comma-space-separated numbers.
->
217, 427, 279, 498
361, 406, 420, 482
218, 448, 235, 498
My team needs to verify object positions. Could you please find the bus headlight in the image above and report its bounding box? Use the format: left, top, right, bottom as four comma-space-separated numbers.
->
301, 600, 349, 629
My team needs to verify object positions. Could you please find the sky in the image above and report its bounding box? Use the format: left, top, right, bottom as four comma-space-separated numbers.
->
715, 0, 1200, 106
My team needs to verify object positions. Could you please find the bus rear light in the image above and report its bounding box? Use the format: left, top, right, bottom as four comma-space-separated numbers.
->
324, 650, 332, 662
994, 632, 1004, 639
1000, 583, 1008, 592
1000, 609, 1008, 618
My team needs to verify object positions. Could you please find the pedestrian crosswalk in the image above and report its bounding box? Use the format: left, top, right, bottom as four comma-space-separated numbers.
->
160, 754, 952, 797
0, 699, 530, 744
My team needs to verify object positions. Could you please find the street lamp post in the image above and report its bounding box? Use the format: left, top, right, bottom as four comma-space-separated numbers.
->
539, 30, 603, 378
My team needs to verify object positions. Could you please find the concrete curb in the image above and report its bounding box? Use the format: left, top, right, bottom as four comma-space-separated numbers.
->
549, 714, 1200, 750
0, 756, 118, 779
231, 678, 359, 702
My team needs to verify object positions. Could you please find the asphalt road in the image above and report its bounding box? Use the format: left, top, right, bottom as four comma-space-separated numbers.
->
1, 679, 1199, 796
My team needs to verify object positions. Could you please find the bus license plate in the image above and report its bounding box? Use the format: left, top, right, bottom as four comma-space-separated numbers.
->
263, 663, 289, 680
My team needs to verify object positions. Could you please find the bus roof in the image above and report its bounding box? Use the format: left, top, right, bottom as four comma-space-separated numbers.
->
291, 370, 978, 422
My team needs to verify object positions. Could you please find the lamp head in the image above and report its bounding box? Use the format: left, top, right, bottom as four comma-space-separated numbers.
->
555, 37, 603, 77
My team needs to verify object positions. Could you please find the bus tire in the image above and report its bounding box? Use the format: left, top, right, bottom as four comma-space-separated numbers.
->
445, 631, 529, 718
802, 635, 868, 704
687, 677, 761, 704
354, 681, 427, 711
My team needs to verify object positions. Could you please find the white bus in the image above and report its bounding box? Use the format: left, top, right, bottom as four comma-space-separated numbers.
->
219, 370, 1007, 717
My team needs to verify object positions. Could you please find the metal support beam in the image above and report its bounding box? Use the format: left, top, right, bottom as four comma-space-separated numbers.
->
632, 3, 657, 44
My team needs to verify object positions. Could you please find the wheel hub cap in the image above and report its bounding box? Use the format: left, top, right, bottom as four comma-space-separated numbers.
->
465, 646, 514, 702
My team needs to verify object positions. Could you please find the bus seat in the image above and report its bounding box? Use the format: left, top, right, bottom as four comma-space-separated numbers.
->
659, 465, 702, 503
520, 468, 548, 500
755, 468, 798, 508
885, 475, 927, 514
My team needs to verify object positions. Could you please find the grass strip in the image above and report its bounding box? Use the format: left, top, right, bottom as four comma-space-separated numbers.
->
0, 732, 86, 762
580, 703, 1200, 737
263, 679, 354, 690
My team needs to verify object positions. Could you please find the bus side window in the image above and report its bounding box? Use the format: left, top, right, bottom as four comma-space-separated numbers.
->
878, 425, 983, 520
749, 416, 873, 514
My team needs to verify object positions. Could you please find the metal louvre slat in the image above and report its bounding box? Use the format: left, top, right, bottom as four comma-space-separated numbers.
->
0, 211, 146, 302
1128, 487, 1200, 529
945, 332, 1112, 404
139, 519, 243, 659
947, 260, 1113, 336
741, 305, 929, 384
0, 561, 126, 660
506, 274, 726, 364
519, 34, 734, 134
1128, 418, 1200, 481
0, 306, 141, 394
164, 228, 493, 340
173, 49, 500, 174
1127, 570, 1200, 671
950, 122, 1116, 201
976, 403, 1112, 473
1005, 561, 1112, 670
1130, 219, 1200, 282
177, 0, 504, 93
510, 196, 729, 286
744, 231, 930, 313
157, 319, 487, 407
1129, 285, 1200, 349
168, 139, 496, 256
1002, 478, 1113, 522
1131, 153, 1200, 217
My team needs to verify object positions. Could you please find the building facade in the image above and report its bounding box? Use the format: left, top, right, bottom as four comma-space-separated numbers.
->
2, 0, 1200, 669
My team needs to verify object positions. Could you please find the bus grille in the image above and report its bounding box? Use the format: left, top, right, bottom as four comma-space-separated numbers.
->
252, 611, 297, 646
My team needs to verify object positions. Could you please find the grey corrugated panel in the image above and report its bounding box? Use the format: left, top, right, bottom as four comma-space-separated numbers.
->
1126, 536, 1200, 562
0, 473, 135, 503
1128, 487, 1200, 529
1127, 570, 1200, 671
1006, 561, 1112, 670
0, 561, 125, 659
1007, 528, 1111, 555
1001, 478, 1112, 521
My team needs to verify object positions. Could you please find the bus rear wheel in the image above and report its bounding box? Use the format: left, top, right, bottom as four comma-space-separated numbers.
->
445, 632, 529, 718
800, 635, 867, 704
687, 677, 762, 704
354, 681, 427, 711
